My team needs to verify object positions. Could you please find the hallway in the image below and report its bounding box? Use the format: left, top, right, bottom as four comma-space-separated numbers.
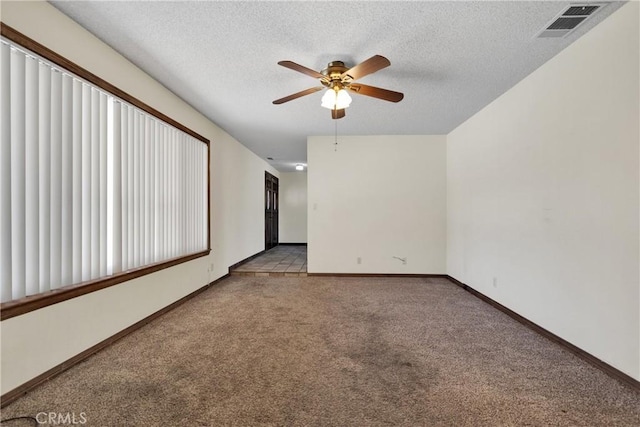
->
231, 245, 307, 277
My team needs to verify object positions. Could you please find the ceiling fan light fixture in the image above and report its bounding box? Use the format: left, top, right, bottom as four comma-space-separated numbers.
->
336, 89, 352, 109
321, 88, 352, 110
320, 89, 336, 109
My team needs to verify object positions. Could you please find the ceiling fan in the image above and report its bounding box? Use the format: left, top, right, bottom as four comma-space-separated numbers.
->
273, 55, 404, 120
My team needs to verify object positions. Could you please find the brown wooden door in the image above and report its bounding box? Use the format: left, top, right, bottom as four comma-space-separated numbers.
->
265, 172, 279, 250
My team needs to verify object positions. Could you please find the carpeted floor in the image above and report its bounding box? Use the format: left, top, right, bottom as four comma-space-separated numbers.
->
2, 276, 639, 426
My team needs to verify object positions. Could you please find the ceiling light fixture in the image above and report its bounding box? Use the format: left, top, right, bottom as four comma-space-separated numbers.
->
295, 164, 304, 171
321, 87, 352, 110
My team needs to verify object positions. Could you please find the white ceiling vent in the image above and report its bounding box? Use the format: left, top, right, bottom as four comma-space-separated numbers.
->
537, 4, 607, 38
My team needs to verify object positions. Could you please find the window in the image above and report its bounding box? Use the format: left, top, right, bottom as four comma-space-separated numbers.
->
0, 24, 210, 320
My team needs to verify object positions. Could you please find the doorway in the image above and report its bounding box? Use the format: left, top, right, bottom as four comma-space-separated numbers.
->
265, 171, 279, 250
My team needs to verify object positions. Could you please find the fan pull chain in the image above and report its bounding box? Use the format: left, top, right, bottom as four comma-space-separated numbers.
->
334, 118, 338, 152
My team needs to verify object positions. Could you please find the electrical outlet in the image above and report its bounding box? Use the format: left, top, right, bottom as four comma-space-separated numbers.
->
492, 277, 498, 288
357, 257, 362, 265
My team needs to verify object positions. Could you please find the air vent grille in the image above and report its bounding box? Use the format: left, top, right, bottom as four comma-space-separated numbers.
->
547, 16, 586, 30
537, 3, 606, 38
563, 5, 600, 16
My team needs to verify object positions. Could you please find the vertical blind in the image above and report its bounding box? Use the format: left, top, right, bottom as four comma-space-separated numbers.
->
0, 39, 208, 303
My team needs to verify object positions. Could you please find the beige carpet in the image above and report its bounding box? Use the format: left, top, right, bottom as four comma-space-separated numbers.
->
2, 276, 639, 426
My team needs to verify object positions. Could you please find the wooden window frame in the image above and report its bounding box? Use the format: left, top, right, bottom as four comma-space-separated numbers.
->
0, 23, 211, 321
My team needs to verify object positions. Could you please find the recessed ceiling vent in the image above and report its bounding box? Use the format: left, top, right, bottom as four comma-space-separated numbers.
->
537, 4, 606, 38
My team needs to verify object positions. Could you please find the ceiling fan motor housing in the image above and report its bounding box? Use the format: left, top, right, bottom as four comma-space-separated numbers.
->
321, 61, 352, 89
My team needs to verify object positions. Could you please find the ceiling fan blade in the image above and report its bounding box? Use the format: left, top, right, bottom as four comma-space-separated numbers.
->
273, 86, 324, 104
331, 108, 345, 120
278, 61, 326, 80
341, 55, 390, 81
347, 83, 404, 103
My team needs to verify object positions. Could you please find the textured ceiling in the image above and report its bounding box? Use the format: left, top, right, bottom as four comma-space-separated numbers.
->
51, 1, 624, 172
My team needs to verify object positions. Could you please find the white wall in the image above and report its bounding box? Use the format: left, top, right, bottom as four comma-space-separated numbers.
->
279, 172, 307, 243
0, 1, 277, 394
307, 135, 446, 274
447, 2, 639, 380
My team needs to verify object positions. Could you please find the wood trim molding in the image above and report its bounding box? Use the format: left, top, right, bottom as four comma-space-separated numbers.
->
0, 22, 212, 320
1, 251, 211, 321
278, 243, 308, 246
446, 275, 640, 392
308, 273, 449, 278
0, 274, 230, 408
207, 143, 212, 252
